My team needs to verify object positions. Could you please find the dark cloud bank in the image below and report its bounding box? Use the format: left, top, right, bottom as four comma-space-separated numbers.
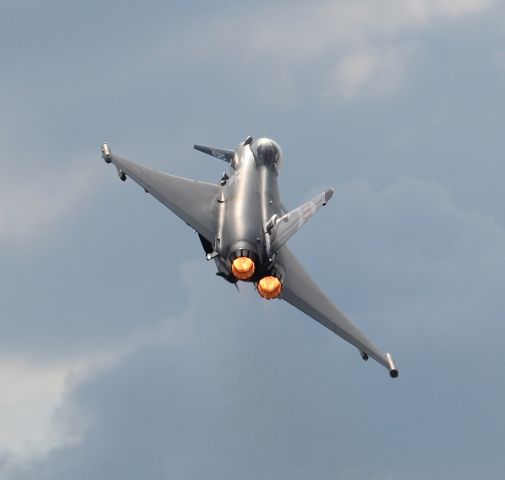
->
4, 179, 505, 480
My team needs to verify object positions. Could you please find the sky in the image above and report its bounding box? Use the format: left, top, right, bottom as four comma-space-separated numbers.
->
1, 0, 505, 478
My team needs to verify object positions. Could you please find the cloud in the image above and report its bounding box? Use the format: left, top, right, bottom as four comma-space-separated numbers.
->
0, 257, 225, 473
424, 0, 494, 17
151, 0, 494, 105
0, 158, 103, 249
0, 307, 194, 472
324, 46, 413, 101
0, 1, 503, 478
3, 177, 505, 479
0, 359, 69, 461
0, 349, 127, 465
301, 177, 505, 333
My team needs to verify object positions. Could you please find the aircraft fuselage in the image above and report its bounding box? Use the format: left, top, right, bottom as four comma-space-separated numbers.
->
213, 138, 284, 286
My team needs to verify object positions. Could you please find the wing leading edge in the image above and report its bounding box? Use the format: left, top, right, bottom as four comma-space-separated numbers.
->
102, 144, 220, 242
277, 246, 398, 377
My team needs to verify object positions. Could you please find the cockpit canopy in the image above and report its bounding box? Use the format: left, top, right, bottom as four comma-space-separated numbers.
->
250, 138, 283, 173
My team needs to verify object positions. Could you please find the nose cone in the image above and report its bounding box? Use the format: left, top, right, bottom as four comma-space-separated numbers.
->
250, 138, 283, 171
232, 256, 256, 280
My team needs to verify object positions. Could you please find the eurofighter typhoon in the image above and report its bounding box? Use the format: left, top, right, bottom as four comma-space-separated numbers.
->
102, 136, 398, 378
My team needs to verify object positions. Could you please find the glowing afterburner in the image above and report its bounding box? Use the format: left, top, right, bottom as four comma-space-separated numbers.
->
231, 256, 255, 280
257, 275, 282, 299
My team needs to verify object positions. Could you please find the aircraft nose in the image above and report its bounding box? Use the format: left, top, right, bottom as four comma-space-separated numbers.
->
250, 138, 283, 170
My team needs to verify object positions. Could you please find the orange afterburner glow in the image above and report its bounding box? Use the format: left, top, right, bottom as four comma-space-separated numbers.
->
257, 276, 282, 299
232, 256, 255, 280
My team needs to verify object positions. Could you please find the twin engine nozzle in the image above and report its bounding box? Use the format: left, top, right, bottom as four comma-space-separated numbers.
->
257, 275, 282, 299
231, 255, 282, 299
231, 256, 256, 280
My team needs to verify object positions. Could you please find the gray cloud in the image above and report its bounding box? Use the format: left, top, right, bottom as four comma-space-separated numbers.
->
1, 0, 505, 478
1, 0, 503, 216
0, 160, 102, 248
3, 177, 505, 479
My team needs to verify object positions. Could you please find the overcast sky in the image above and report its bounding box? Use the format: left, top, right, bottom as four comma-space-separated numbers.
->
1, 0, 505, 478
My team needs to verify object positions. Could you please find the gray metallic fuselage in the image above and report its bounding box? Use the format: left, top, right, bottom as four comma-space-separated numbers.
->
214, 139, 283, 282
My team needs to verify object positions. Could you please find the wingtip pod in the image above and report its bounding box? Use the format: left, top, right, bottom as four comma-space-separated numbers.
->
101, 143, 127, 181
386, 353, 399, 378
323, 188, 334, 205
101, 143, 111, 163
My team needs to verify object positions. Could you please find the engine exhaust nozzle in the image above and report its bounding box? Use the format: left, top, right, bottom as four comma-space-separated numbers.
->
257, 276, 282, 299
232, 256, 255, 280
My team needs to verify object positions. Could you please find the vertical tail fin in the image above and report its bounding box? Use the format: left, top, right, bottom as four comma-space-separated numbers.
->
194, 144, 235, 163
266, 188, 334, 255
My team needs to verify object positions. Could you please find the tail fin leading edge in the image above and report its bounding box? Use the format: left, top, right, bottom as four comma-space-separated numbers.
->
194, 144, 235, 163
267, 188, 334, 255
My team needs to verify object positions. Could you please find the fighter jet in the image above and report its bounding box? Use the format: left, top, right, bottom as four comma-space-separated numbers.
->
102, 136, 398, 378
